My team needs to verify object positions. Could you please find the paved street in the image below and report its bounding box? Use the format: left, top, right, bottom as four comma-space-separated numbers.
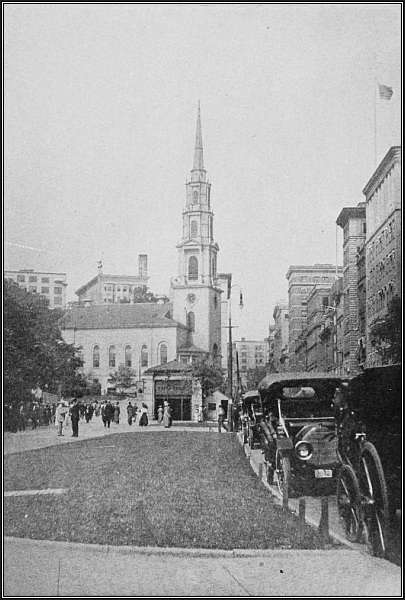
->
4, 422, 402, 597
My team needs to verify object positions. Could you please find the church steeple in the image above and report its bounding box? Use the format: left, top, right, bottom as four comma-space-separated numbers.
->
192, 101, 204, 172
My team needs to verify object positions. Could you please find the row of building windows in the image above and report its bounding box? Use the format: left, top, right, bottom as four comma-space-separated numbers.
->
16, 275, 63, 284
366, 282, 396, 317
25, 286, 62, 295
367, 219, 396, 263
367, 250, 397, 290
92, 344, 168, 369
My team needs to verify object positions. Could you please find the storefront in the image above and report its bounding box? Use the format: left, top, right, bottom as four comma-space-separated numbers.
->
154, 378, 192, 421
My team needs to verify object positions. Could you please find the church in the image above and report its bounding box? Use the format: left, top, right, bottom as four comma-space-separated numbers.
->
61, 106, 225, 419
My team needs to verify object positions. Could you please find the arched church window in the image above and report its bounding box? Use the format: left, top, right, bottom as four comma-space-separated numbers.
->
108, 346, 116, 368
214, 295, 218, 309
190, 220, 198, 237
187, 311, 195, 332
125, 345, 132, 368
93, 345, 100, 368
213, 343, 218, 359
160, 343, 168, 365
193, 190, 198, 202
141, 345, 148, 367
188, 256, 198, 280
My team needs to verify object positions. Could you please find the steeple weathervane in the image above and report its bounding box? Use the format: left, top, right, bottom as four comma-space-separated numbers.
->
192, 101, 204, 172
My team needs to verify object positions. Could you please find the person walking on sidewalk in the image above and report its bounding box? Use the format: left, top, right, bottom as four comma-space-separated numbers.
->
104, 399, 114, 429
55, 401, 68, 436
127, 401, 133, 425
157, 405, 164, 424
70, 398, 80, 437
139, 403, 149, 427
217, 404, 228, 432
113, 402, 120, 424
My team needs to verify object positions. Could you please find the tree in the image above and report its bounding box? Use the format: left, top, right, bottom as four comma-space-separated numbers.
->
132, 286, 169, 304
245, 366, 268, 390
191, 358, 224, 399
107, 364, 136, 395
370, 296, 402, 364
3, 279, 84, 404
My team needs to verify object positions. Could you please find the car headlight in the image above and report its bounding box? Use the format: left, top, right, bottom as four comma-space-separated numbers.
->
295, 441, 313, 461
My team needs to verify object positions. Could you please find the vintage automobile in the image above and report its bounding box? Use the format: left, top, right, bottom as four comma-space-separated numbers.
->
335, 364, 401, 558
240, 389, 262, 448
257, 372, 349, 502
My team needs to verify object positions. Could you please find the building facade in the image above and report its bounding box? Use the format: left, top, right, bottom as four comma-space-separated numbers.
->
306, 284, 333, 372
286, 264, 342, 371
75, 255, 149, 304
5, 269, 67, 308
336, 202, 366, 375
217, 272, 232, 371
363, 146, 402, 367
231, 338, 268, 387
60, 303, 188, 398
272, 301, 289, 371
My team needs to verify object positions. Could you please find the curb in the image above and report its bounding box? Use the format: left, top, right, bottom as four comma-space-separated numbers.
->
235, 432, 369, 555
3, 536, 350, 560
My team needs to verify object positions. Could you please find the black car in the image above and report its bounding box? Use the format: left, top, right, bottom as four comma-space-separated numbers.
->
257, 372, 349, 501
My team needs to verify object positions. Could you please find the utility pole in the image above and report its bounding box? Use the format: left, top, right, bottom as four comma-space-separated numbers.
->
227, 294, 233, 431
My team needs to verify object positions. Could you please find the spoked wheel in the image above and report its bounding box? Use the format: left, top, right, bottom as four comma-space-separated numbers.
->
358, 442, 389, 558
275, 450, 290, 505
264, 460, 274, 485
337, 464, 361, 542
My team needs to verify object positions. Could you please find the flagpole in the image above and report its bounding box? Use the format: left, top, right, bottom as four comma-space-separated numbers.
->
374, 79, 377, 167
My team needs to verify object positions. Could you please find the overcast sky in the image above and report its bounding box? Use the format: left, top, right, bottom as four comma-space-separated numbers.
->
4, 3, 401, 339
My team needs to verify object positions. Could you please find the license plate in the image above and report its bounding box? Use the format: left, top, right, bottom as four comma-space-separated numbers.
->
314, 469, 333, 478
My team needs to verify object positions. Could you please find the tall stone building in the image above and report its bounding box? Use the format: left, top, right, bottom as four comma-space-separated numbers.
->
336, 202, 366, 374
286, 264, 342, 371
306, 284, 333, 372
170, 103, 222, 362
272, 301, 289, 371
363, 146, 401, 366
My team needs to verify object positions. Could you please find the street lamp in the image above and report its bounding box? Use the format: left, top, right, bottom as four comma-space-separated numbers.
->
227, 285, 244, 431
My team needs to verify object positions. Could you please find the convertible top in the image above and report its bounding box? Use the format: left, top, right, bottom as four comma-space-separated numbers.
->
258, 372, 349, 392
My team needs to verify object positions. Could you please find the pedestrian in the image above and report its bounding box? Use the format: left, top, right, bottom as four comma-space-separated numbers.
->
157, 405, 164, 424
163, 401, 172, 428
101, 401, 107, 427
55, 400, 68, 436
139, 403, 149, 427
104, 399, 114, 429
217, 404, 228, 433
133, 404, 138, 424
17, 403, 26, 432
79, 402, 86, 421
127, 401, 134, 425
198, 405, 203, 423
31, 402, 39, 429
113, 402, 120, 424
70, 398, 80, 437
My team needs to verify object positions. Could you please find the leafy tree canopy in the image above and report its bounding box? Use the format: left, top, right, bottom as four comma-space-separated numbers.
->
191, 358, 224, 399
107, 364, 136, 394
130, 286, 169, 304
4, 279, 84, 404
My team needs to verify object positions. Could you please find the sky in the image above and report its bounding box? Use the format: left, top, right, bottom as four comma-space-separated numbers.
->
4, 3, 401, 339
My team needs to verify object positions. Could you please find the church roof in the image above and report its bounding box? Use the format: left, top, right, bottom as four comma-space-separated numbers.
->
178, 343, 207, 354
60, 303, 187, 330
143, 359, 193, 375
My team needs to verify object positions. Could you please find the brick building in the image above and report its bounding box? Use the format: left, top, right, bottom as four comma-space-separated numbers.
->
286, 264, 342, 371
75, 255, 148, 304
336, 202, 366, 374
306, 284, 333, 372
363, 146, 401, 366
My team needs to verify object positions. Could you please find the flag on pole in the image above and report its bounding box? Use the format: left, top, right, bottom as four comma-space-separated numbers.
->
378, 83, 393, 100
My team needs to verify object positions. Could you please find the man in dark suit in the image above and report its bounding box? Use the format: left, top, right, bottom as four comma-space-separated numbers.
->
70, 398, 81, 437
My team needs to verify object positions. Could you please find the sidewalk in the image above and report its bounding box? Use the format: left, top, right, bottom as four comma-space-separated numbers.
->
3, 418, 214, 455
4, 536, 401, 597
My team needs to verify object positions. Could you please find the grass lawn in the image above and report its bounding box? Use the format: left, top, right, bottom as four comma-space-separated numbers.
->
4, 432, 331, 550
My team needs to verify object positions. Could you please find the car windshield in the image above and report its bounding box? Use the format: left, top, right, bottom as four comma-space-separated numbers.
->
280, 386, 334, 418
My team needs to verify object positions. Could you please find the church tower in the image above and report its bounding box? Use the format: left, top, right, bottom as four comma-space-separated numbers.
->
171, 104, 222, 361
